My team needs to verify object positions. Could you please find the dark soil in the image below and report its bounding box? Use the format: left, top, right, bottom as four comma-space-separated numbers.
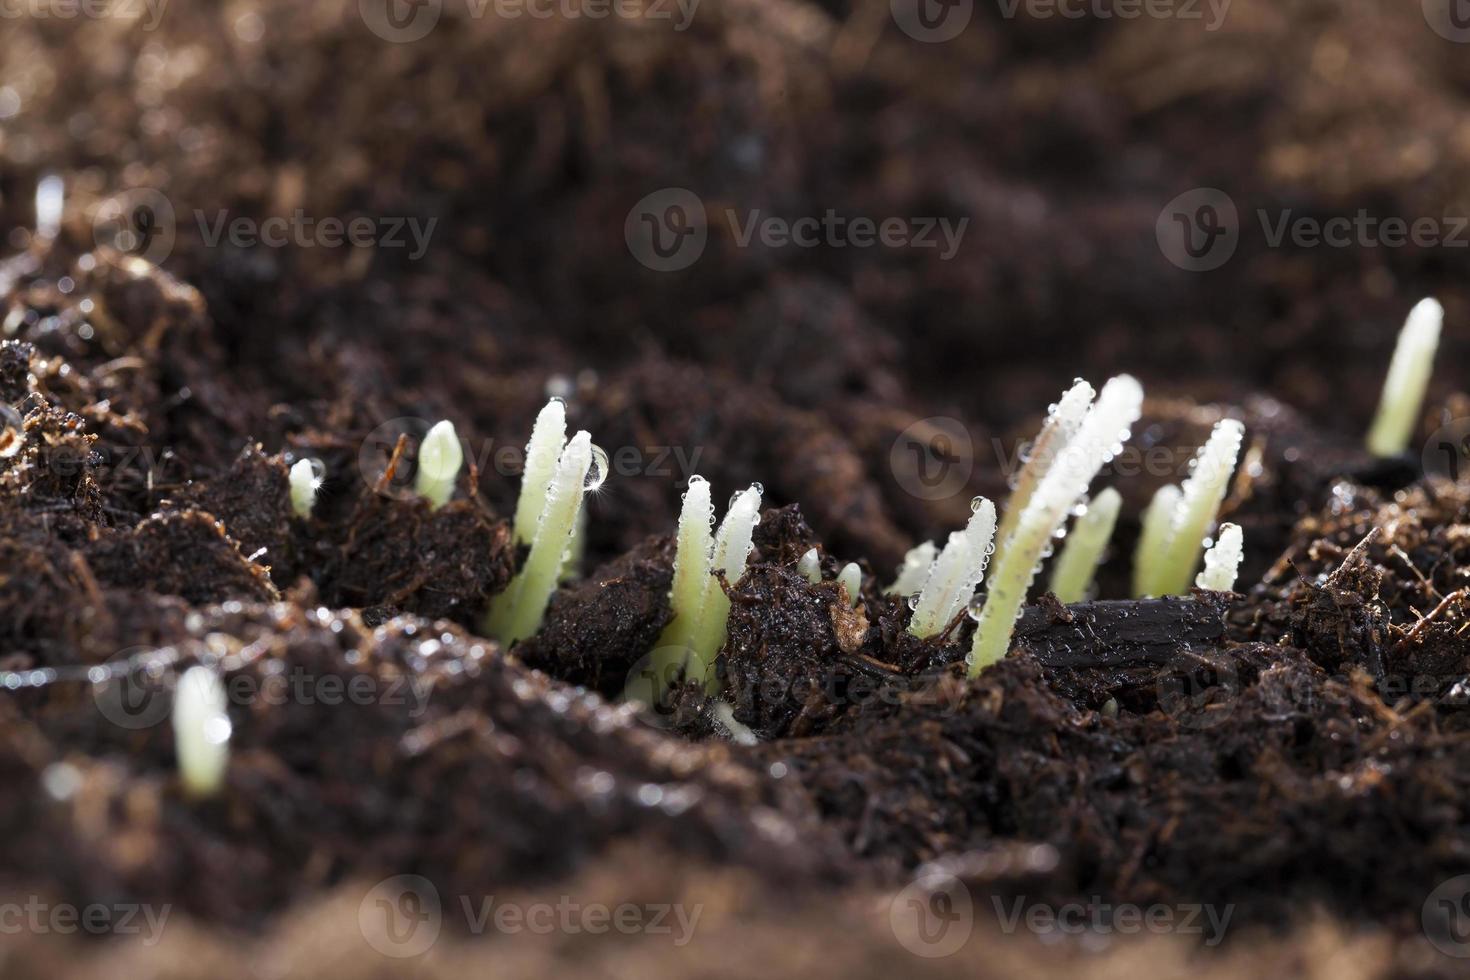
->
4, 1, 1470, 975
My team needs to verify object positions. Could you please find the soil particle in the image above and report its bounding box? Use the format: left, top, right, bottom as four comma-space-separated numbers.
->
86, 509, 279, 607
316, 494, 515, 628
516, 533, 676, 698
167, 445, 295, 583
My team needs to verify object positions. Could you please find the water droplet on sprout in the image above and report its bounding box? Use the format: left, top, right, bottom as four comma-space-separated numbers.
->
584, 444, 608, 491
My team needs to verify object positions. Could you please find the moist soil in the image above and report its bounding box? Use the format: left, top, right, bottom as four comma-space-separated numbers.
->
4, 1, 1470, 974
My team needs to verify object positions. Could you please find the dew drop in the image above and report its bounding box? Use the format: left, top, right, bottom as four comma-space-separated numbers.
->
584, 444, 608, 491
907, 592, 921, 610
970, 495, 987, 513
966, 593, 987, 620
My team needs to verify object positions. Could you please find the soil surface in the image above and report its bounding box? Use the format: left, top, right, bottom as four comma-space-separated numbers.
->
4, 1, 1470, 977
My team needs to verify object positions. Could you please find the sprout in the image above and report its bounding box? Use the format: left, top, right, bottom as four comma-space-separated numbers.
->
908, 497, 997, 638
687, 485, 762, 689
415, 420, 464, 509
289, 458, 321, 518
969, 375, 1144, 675
1150, 419, 1244, 597
485, 431, 595, 645
710, 701, 759, 746
513, 398, 568, 544
173, 666, 230, 799
995, 379, 1095, 549
886, 541, 938, 596
1048, 486, 1121, 604
652, 479, 762, 695
837, 562, 863, 607
1132, 484, 1182, 598
1367, 298, 1442, 458
560, 508, 587, 583
1195, 522, 1244, 592
35, 174, 64, 240
797, 548, 822, 584
659, 475, 715, 659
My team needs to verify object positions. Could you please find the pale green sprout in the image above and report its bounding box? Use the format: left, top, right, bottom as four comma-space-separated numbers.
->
513, 398, 568, 544
688, 485, 762, 689
969, 376, 1144, 675
1195, 522, 1244, 592
415, 420, 464, 509
797, 548, 822, 584
837, 562, 863, 608
173, 666, 231, 799
907, 497, 997, 639
1150, 419, 1244, 597
560, 508, 587, 583
1367, 298, 1442, 458
710, 700, 759, 746
885, 541, 937, 596
652, 479, 762, 694
485, 431, 598, 645
35, 174, 63, 240
658, 475, 715, 660
996, 379, 1095, 549
288, 458, 321, 518
1048, 486, 1122, 604
1132, 483, 1182, 597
